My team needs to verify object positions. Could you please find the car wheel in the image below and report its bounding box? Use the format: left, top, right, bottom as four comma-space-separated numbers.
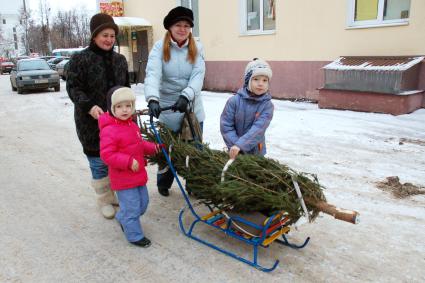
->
17, 87, 24, 94
54, 85, 60, 92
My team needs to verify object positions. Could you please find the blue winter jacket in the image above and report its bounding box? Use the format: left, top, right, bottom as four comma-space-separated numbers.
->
220, 88, 274, 155
144, 39, 206, 132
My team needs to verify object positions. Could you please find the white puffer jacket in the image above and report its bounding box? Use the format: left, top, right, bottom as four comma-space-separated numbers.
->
144, 38, 206, 132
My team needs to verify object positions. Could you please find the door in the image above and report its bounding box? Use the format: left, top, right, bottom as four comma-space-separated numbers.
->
132, 30, 149, 83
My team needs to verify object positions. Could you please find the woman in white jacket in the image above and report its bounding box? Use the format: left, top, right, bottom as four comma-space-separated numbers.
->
144, 6, 206, 197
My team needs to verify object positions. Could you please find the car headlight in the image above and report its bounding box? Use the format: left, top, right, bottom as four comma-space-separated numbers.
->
21, 76, 31, 80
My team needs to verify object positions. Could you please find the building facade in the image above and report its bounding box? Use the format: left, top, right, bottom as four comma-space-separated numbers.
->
123, 0, 425, 102
0, 2, 26, 58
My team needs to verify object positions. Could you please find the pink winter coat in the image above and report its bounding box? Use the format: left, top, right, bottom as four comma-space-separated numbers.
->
99, 113, 157, 190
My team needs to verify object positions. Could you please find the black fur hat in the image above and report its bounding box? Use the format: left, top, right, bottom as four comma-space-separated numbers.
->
90, 13, 119, 39
163, 6, 194, 30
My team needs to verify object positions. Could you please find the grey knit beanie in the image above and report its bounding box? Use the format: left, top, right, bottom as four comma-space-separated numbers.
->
244, 58, 272, 91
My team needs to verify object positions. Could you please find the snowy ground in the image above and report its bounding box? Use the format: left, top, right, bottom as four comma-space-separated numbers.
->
0, 76, 424, 282
136, 85, 425, 280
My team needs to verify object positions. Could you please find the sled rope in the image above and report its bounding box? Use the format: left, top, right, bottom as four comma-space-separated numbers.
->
221, 159, 235, 182
291, 175, 310, 221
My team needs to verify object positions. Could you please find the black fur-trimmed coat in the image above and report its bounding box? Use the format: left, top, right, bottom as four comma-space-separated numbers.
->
66, 47, 129, 156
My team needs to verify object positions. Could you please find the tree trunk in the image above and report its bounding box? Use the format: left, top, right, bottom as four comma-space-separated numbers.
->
305, 198, 359, 224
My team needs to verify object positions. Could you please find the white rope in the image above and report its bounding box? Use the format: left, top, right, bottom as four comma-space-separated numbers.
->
184, 155, 190, 190
185, 155, 190, 168
220, 159, 260, 237
158, 145, 174, 174
157, 166, 169, 174
291, 175, 310, 221
221, 159, 235, 182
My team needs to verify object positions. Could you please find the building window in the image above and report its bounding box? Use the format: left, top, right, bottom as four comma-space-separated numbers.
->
2, 19, 6, 24
348, 0, 411, 28
179, 0, 200, 37
13, 27, 16, 32
240, 0, 275, 35
13, 33, 18, 50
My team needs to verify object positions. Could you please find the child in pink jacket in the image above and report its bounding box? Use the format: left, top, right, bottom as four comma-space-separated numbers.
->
99, 86, 158, 248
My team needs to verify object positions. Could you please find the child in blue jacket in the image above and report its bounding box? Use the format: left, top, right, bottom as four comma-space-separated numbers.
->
220, 58, 274, 159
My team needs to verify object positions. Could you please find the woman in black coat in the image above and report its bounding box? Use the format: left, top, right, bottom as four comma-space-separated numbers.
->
66, 13, 129, 219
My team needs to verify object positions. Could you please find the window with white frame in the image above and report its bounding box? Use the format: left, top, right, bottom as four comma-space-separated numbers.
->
348, 0, 411, 28
179, 0, 200, 37
240, 0, 276, 34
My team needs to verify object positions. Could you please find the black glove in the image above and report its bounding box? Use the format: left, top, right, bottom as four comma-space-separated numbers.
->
172, 95, 189, 113
148, 100, 161, 118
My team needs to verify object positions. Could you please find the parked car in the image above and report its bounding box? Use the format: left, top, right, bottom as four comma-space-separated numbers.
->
10, 58, 60, 94
55, 59, 70, 80
39, 56, 57, 61
63, 61, 70, 81
11, 56, 30, 65
47, 57, 68, 70
1, 61, 15, 74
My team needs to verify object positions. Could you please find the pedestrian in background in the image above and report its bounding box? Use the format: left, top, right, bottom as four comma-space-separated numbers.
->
67, 13, 130, 218
144, 6, 206, 197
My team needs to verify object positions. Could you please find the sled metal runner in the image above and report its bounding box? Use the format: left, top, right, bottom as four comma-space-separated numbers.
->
142, 109, 310, 272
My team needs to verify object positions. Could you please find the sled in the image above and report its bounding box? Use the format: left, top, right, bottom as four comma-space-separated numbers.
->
137, 109, 310, 272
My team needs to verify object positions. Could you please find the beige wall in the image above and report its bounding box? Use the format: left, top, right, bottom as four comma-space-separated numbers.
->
200, 0, 425, 61
124, 0, 425, 61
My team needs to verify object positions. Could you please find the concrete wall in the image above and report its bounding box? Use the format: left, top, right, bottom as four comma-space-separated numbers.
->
204, 60, 329, 100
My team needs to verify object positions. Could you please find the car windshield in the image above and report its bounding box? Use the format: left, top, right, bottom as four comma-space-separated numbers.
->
18, 60, 50, 71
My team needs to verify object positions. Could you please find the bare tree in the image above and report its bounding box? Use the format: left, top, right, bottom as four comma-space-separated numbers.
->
26, 18, 44, 54
18, 6, 30, 55
38, 0, 51, 55
22, 6, 90, 55
50, 8, 90, 49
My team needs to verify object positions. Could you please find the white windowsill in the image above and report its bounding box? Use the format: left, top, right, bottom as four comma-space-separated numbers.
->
239, 30, 276, 36
346, 21, 409, 30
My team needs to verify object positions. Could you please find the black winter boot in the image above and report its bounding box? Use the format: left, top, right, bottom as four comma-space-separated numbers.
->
131, 237, 151, 248
158, 187, 170, 197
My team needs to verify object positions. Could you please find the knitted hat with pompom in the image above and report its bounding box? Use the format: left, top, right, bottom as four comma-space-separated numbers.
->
243, 58, 273, 91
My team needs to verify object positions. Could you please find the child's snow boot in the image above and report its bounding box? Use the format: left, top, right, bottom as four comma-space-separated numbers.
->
91, 176, 117, 219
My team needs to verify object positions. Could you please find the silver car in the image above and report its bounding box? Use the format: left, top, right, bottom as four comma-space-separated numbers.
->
10, 58, 60, 94
55, 59, 70, 80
